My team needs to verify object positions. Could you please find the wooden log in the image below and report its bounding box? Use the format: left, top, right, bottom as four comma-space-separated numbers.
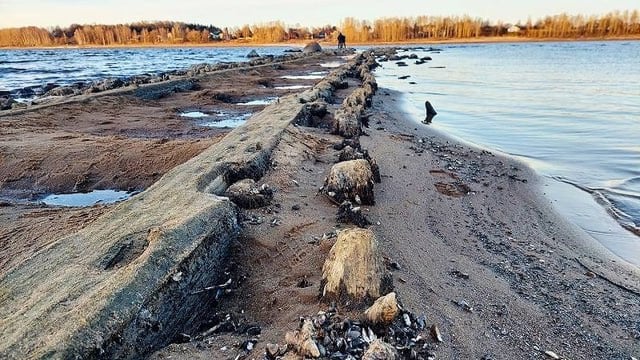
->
321, 228, 391, 304
323, 159, 374, 205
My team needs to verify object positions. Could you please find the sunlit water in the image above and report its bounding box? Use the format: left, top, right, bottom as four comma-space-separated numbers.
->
0, 46, 296, 96
374, 41, 640, 265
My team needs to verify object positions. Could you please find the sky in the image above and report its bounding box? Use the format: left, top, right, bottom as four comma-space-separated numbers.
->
1, 0, 638, 29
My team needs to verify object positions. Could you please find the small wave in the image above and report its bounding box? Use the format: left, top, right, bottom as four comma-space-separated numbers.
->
551, 176, 640, 230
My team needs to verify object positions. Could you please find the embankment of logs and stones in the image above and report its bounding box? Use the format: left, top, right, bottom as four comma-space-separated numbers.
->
277, 49, 443, 360
0, 49, 385, 359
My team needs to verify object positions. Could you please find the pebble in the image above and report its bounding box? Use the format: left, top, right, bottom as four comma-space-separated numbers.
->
544, 350, 560, 359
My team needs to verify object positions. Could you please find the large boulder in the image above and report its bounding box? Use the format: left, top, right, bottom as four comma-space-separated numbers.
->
321, 228, 391, 304
246, 49, 260, 58
323, 159, 374, 205
303, 41, 322, 53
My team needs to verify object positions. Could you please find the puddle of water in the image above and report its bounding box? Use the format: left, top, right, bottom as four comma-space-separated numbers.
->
237, 98, 277, 106
201, 113, 252, 128
274, 85, 311, 90
281, 75, 324, 80
309, 71, 328, 75
41, 189, 133, 207
180, 111, 209, 118
319, 62, 344, 68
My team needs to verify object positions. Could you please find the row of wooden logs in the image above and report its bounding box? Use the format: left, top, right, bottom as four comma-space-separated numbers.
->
283, 52, 405, 359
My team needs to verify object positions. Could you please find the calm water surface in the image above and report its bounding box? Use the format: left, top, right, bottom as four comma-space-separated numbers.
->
374, 41, 640, 265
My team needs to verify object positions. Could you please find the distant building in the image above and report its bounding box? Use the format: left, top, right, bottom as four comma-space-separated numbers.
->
507, 25, 521, 33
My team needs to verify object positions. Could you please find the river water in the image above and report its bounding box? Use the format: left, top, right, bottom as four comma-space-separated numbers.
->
373, 41, 640, 265
0, 42, 638, 264
0, 46, 293, 98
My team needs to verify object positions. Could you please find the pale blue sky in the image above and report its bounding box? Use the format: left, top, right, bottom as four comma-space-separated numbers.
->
0, 0, 638, 29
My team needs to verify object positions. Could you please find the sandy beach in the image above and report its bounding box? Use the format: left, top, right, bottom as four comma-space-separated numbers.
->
153, 87, 640, 360
0, 48, 639, 359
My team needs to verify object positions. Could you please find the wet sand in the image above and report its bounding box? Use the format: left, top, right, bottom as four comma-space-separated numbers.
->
0, 50, 639, 359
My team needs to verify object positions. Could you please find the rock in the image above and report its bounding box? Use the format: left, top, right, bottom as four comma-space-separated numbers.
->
364, 292, 399, 325
46, 86, 79, 97
303, 41, 322, 53
338, 145, 364, 162
362, 339, 398, 360
0, 96, 16, 110
284, 319, 320, 358
544, 350, 560, 359
265, 343, 281, 359
323, 159, 375, 205
336, 200, 370, 228
247, 49, 260, 58
430, 324, 443, 343
322, 228, 391, 304
224, 179, 273, 209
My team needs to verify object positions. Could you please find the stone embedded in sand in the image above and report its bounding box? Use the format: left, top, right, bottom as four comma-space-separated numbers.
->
338, 145, 364, 162
284, 319, 320, 358
321, 228, 390, 304
323, 159, 375, 205
223, 179, 273, 209
362, 339, 399, 360
265, 343, 282, 359
336, 200, 370, 228
303, 41, 322, 53
364, 292, 400, 326
430, 324, 443, 343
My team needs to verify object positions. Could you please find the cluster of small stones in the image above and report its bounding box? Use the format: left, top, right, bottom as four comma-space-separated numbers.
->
270, 292, 442, 360
373, 47, 439, 67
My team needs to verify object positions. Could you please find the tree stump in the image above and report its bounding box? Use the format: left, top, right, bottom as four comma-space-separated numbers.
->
323, 159, 375, 205
321, 228, 391, 305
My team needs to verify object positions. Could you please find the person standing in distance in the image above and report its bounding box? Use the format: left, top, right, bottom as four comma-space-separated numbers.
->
337, 32, 346, 49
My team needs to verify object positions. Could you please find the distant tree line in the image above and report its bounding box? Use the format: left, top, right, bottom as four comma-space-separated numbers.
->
1, 11, 639, 47
0, 21, 221, 47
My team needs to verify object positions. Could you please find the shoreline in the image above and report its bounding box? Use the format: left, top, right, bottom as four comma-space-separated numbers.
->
1, 35, 639, 51
384, 79, 640, 269
1, 49, 638, 359
389, 90, 640, 270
